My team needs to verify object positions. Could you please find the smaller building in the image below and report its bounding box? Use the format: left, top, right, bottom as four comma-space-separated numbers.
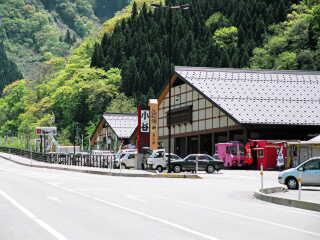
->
90, 113, 138, 151
287, 135, 320, 168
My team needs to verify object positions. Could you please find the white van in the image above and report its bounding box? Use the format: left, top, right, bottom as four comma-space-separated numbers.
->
147, 150, 181, 172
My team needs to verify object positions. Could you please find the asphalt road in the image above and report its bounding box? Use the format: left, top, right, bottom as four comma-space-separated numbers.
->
0, 158, 319, 240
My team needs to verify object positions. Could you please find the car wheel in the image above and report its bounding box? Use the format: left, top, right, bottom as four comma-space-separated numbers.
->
173, 165, 182, 173
156, 165, 163, 173
207, 165, 214, 174
121, 163, 127, 169
286, 177, 298, 190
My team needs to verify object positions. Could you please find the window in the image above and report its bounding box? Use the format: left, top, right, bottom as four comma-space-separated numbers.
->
198, 155, 209, 160
155, 152, 164, 158
304, 160, 320, 170
168, 154, 179, 160
185, 156, 196, 161
226, 146, 237, 155
128, 154, 135, 159
257, 150, 264, 158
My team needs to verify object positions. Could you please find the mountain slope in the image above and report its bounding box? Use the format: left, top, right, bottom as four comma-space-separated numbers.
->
250, 1, 320, 70
0, 42, 23, 94
91, 0, 298, 105
0, 0, 129, 81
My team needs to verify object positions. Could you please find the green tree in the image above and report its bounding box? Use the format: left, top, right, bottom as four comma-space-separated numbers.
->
0, 42, 23, 94
105, 93, 137, 113
212, 26, 238, 49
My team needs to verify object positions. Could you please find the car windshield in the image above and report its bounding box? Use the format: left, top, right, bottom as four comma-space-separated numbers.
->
303, 159, 320, 170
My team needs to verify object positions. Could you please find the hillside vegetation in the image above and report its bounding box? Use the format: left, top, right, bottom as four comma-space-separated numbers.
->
0, 0, 128, 81
91, 0, 298, 103
1, 0, 320, 147
250, 0, 320, 70
0, 42, 23, 93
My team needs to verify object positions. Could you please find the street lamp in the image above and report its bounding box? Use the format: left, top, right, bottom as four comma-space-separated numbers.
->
151, 3, 191, 172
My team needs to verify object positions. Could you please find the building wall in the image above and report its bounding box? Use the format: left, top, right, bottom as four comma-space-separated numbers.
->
95, 123, 118, 150
158, 81, 241, 156
158, 83, 238, 138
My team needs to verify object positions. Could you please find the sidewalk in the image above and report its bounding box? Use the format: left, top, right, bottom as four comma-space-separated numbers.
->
0, 152, 200, 179
254, 186, 320, 212
270, 187, 320, 204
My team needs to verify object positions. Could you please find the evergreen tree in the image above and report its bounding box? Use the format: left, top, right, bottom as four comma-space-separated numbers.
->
91, 0, 297, 105
0, 42, 23, 94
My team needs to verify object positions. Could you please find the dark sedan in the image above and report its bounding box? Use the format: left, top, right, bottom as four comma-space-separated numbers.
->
169, 154, 224, 173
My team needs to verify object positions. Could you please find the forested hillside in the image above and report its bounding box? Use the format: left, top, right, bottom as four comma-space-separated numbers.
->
91, 0, 298, 103
0, 42, 23, 93
0, 0, 128, 81
250, 0, 320, 70
0, 0, 138, 144
1, 0, 319, 147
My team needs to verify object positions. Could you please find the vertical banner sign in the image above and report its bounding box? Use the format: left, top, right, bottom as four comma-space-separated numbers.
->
140, 109, 150, 151
137, 104, 141, 153
149, 99, 158, 150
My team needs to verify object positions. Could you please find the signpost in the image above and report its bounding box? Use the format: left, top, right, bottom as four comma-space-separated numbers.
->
260, 162, 264, 190
137, 105, 150, 169
36, 127, 57, 154
298, 171, 303, 200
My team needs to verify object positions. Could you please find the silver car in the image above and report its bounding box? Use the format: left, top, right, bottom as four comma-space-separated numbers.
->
278, 157, 320, 189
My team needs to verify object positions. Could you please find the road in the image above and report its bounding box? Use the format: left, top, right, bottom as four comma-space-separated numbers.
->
0, 158, 319, 240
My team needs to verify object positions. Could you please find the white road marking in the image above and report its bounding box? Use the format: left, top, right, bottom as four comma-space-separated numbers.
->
0, 189, 68, 240
73, 187, 114, 192
175, 199, 320, 237
253, 199, 320, 219
48, 183, 221, 240
126, 194, 147, 203
47, 196, 62, 203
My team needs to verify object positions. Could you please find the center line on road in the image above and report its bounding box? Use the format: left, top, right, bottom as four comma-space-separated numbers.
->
48, 183, 221, 240
0, 189, 68, 240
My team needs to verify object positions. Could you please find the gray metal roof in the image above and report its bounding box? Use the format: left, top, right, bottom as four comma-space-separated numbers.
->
175, 66, 320, 126
103, 113, 138, 139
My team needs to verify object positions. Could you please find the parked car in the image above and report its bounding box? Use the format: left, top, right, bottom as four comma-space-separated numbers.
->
278, 157, 320, 189
146, 149, 181, 172
120, 152, 138, 169
169, 154, 224, 173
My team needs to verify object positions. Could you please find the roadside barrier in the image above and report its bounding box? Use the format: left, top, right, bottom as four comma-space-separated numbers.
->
0, 147, 116, 169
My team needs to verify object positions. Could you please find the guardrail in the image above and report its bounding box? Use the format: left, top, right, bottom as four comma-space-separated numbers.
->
0, 147, 116, 168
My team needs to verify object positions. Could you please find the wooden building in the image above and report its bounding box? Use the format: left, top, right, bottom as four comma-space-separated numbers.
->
90, 113, 138, 150
157, 66, 320, 157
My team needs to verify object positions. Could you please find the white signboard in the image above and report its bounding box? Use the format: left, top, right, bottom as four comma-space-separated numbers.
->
36, 127, 57, 136
140, 110, 150, 133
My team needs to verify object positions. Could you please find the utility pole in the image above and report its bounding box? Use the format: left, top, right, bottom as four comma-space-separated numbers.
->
151, 3, 191, 172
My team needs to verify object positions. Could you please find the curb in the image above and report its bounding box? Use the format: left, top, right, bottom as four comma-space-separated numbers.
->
0, 155, 201, 179
254, 187, 320, 212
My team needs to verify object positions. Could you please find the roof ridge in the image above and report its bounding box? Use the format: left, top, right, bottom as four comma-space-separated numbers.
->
103, 112, 138, 116
175, 66, 320, 75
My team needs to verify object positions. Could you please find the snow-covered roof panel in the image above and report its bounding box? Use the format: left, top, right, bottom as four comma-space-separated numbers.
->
175, 67, 320, 125
103, 113, 138, 139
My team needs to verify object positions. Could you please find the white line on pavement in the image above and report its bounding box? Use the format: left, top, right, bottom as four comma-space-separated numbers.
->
174, 199, 320, 237
48, 183, 221, 240
253, 198, 320, 219
0, 189, 68, 240
47, 196, 62, 203
126, 195, 147, 203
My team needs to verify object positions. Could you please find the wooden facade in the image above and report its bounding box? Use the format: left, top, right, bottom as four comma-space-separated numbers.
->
90, 113, 138, 151
158, 79, 244, 157
157, 68, 320, 158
